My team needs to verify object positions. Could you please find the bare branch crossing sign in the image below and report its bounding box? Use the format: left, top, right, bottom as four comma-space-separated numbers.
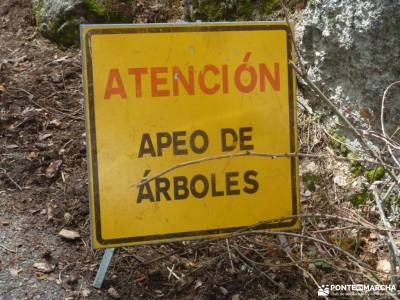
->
81, 22, 299, 248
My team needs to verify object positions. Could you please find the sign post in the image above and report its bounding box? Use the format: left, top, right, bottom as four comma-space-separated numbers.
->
81, 22, 299, 285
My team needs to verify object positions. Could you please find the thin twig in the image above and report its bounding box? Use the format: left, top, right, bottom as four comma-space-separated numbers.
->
135, 151, 400, 187
380, 81, 400, 168
286, 251, 320, 295
232, 245, 298, 298
310, 225, 360, 233
383, 182, 397, 201
225, 239, 235, 273
371, 185, 400, 288
230, 230, 370, 269
0, 168, 22, 191
31, 99, 84, 121
134, 151, 295, 187
144, 212, 383, 265
0, 244, 17, 253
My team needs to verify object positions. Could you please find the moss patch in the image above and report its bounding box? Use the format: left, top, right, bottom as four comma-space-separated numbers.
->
302, 173, 320, 192
84, 0, 107, 17
313, 259, 331, 271
34, 0, 137, 46
190, 0, 281, 21
33, 0, 45, 25
346, 189, 372, 207
350, 160, 363, 177
327, 129, 349, 155
364, 166, 385, 182
55, 18, 82, 46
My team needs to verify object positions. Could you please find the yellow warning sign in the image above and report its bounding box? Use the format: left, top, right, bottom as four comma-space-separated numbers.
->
81, 22, 299, 248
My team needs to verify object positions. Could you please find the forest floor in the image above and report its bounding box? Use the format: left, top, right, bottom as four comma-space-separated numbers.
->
0, 1, 399, 299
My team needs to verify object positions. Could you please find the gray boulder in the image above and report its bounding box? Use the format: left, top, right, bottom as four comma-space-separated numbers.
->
33, 0, 135, 46
298, 0, 400, 136
186, 0, 281, 21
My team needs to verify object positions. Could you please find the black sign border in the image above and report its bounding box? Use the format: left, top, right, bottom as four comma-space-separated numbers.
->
82, 23, 298, 246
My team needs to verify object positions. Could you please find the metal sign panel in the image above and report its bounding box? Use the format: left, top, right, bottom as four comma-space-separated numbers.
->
81, 22, 299, 248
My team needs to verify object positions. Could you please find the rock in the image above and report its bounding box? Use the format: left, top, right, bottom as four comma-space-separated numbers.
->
58, 229, 80, 240
9, 268, 21, 277
187, 0, 281, 21
298, 0, 400, 135
81, 288, 91, 297
107, 287, 120, 299
376, 259, 391, 274
301, 161, 318, 175
333, 175, 347, 187
32, 0, 136, 46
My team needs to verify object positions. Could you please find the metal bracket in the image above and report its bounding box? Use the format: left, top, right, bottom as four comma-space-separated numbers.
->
93, 248, 115, 289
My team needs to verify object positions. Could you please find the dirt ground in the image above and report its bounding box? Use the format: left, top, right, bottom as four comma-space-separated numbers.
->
0, 1, 301, 299
0, 1, 398, 300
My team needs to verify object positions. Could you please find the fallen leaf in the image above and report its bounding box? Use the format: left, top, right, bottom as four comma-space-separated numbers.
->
0, 84, 5, 92
64, 212, 72, 224
369, 233, 378, 240
33, 262, 54, 273
29, 209, 40, 214
313, 260, 332, 271
219, 286, 228, 296
108, 287, 120, 299
232, 295, 240, 300
46, 160, 62, 178
49, 119, 61, 127
27, 152, 38, 160
359, 107, 373, 120
47, 201, 55, 221
58, 229, 80, 240
6, 144, 18, 149
38, 133, 52, 141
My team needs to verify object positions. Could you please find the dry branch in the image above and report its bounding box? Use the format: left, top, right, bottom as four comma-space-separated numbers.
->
135, 151, 400, 187
371, 185, 400, 287
0, 244, 17, 253
380, 81, 400, 168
